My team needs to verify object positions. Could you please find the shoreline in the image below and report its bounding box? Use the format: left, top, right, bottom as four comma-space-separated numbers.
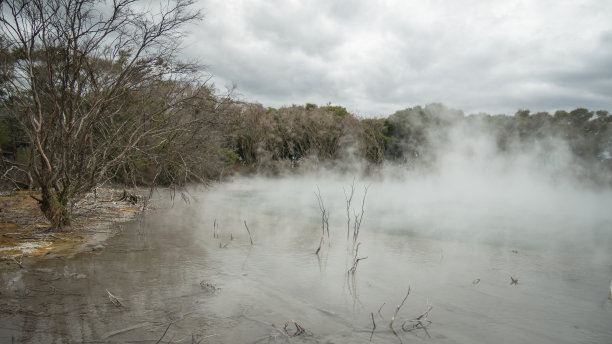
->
0, 187, 151, 266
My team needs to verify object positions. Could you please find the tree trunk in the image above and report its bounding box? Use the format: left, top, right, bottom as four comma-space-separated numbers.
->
39, 188, 71, 229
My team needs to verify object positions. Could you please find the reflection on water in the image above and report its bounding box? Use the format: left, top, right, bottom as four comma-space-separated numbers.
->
1, 176, 612, 343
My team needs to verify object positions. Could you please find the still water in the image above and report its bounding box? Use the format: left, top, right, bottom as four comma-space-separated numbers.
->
1, 176, 612, 343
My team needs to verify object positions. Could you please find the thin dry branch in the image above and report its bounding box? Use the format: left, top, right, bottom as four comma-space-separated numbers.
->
155, 323, 172, 344
378, 302, 386, 318
315, 237, 323, 255
348, 242, 367, 274
390, 287, 410, 329
401, 300, 433, 337
351, 184, 370, 250
314, 187, 330, 242
343, 178, 355, 241
243, 220, 253, 246
283, 320, 310, 337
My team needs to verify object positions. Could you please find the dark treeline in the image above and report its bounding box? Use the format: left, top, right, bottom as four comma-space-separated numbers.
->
3, 101, 611, 184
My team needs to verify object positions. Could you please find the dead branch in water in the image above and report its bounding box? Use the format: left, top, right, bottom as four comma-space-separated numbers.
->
243, 220, 253, 246
314, 187, 330, 244
390, 287, 410, 329
343, 178, 355, 241
352, 185, 369, 250
315, 237, 323, 255
369, 312, 376, 342
155, 323, 172, 344
106, 289, 122, 307
283, 320, 311, 337
348, 242, 368, 274
378, 302, 386, 318
401, 300, 433, 338
213, 219, 219, 238
510, 276, 518, 285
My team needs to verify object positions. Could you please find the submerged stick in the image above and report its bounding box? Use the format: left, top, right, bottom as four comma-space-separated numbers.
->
243, 220, 253, 246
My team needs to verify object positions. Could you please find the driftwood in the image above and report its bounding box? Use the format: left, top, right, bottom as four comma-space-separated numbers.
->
106, 289, 122, 307
510, 276, 519, 285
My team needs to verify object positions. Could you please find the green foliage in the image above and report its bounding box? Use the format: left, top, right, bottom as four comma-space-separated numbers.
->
218, 148, 239, 166
324, 105, 349, 117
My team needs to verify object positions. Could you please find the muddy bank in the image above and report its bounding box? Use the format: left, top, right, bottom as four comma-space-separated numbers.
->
0, 188, 150, 265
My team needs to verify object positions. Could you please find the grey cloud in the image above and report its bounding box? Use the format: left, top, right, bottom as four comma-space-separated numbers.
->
186, 0, 612, 115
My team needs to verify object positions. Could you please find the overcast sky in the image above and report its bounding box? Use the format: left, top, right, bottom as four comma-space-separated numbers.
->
184, 0, 612, 116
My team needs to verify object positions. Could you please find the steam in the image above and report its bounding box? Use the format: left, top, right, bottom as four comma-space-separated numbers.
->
195, 110, 612, 256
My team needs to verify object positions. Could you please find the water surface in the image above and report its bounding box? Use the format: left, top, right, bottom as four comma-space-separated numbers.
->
1, 176, 611, 343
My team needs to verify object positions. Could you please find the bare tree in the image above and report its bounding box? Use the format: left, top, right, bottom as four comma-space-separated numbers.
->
0, 0, 206, 228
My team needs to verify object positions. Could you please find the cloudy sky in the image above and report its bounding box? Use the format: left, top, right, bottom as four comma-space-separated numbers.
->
184, 0, 612, 116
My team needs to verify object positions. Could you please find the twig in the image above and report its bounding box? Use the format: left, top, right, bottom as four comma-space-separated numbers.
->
352, 185, 369, 250
243, 220, 253, 246
378, 302, 386, 318
369, 312, 376, 342
348, 242, 367, 274
155, 323, 172, 344
283, 320, 310, 336
401, 300, 433, 337
390, 287, 410, 329
315, 237, 323, 255
343, 178, 355, 241
314, 187, 330, 243
371, 312, 376, 330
